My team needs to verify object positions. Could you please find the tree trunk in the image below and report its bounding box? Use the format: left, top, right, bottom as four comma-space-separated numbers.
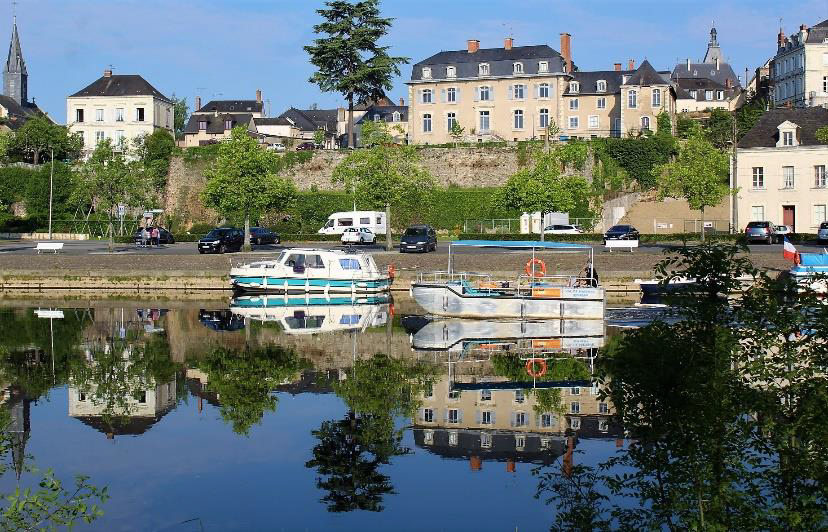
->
108, 208, 114, 253
700, 207, 705, 243
33, 150, 39, 165
540, 211, 545, 242
347, 94, 355, 149
385, 202, 392, 251
244, 216, 252, 252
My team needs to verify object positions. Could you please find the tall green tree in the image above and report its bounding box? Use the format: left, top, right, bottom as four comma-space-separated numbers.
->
332, 121, 434, 250
170, 94, 189, 139
655, 134, 730, 241
133, 129, 177, 190
202, 126, 298, 250
305, 0, 408, 148
11, 115, 82, 164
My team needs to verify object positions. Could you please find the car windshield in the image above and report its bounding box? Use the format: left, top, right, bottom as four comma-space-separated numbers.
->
405, 228, 427, 236
205, 229, 229, 238
609, 226, 630, 231
747, 222, 769, 228
822, 222, 828, 229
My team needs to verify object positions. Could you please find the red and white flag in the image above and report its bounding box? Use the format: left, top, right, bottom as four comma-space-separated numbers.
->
783, 237, 797, 262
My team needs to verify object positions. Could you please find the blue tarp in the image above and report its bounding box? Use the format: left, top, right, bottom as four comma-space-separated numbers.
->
451, 239, 592, 250
799, 253, 828, 267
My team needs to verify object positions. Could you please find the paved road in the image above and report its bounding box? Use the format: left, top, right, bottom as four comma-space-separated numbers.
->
0, 238, 823, 257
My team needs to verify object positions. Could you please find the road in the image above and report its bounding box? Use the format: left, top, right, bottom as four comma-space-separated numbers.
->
0, 238, 821, 256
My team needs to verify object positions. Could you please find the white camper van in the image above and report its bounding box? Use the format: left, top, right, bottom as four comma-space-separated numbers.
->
318, 211, 387, 235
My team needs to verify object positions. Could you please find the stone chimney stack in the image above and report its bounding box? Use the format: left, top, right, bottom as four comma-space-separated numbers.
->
467, 39, 480, 53
778, 28, 786, 48
103, 68, 112, 78
614, 62, 622, 72
628, 59, 635, 70
195, 95, 201, 111
399, 97, 404, 106
504, 37, 513, 50
559, 33, 572, 73
256, 89, 262, 103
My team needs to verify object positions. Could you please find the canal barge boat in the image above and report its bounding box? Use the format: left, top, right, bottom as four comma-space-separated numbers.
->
410, 240, 604, 320
789, 252, 828, 293
229, 248, 392, 294
230, 294, 390, 333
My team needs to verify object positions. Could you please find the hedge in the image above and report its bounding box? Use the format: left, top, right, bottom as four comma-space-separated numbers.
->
456, 233, 745, 244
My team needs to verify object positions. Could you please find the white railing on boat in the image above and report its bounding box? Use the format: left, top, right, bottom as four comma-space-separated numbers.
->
415, 271, 495, 284
416, 271, 600, 293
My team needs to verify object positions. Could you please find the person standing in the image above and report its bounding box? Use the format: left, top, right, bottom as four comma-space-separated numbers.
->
151, 227, 160, 247
140, 227, 149, 247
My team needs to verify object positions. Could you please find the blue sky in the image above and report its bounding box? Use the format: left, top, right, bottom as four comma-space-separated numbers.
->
9, 0, 828, 122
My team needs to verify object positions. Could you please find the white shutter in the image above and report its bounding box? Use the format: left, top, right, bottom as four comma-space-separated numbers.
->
443, 409, 449, 422
489, 86, 495, 99
491, 411, 496, 424
474, 87, 480, 102
533, 83, 539, 98
440, 89, 446, 103
419, 408, 425, 421
507, 85, 513, 100
455, 87, 461, 102
535, 414, 541, 427
475, 410, 481, 424
458, 410, 464, 423
510, 412, 516, 427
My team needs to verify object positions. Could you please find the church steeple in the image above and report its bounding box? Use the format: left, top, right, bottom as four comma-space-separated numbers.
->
703, 22, 723, 65
4, 16, 27, 105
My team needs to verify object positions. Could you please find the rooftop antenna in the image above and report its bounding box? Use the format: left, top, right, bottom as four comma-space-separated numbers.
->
11, 0, 17, 23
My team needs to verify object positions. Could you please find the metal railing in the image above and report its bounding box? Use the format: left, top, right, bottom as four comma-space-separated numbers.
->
416, 271, 494, 284
416, 272, 599, 293
462, 219, 519, 234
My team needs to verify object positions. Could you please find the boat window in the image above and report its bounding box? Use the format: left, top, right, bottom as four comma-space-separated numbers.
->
360, 217, 370, 224
337, 218, 353, 227
276, 251, 286, 263
305, 254, 325, 268
339, 258, 361, 270
284, 316, 325, 329
340, 315, 362, 325
284, 254, 304, 267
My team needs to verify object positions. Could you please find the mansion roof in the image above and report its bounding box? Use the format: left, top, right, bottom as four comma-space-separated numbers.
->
69, 74, 170, 102
196, 99, 263, 114
355, 104, 408, 124
183, 112, 253, 135
568, 69, 633, 95
738, 108, 828, 148
411, 45, 566, 81
623, 60, 670, 86
269, 108, 338, 133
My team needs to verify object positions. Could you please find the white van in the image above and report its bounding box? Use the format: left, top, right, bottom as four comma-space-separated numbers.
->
318, 211, 387, 235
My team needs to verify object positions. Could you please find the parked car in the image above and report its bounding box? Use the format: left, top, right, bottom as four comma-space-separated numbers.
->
267, 143, 286, 152
296, 142, 315, 151
198, 227, 244, 254
400, 224, 437, 253
250, 227, 280, 245
132, 227, 175, 245
744, 221, 778, 244
543, 224, 583, 235
775, 224, 792, 237
341, 227, 376, 245
819, 221, 828, 244
603, 225, 639, 242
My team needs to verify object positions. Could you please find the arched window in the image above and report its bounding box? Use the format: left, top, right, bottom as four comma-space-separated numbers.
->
513, 62, 523, 74
641, 116, 650, 130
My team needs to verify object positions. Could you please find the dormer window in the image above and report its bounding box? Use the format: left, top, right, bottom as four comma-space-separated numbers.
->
198, 120, 207, 131
373, 114, 380, 122
513, 62, 523, 74
479, 63, 490, 76
690, 89, 697, 99
392, 111, 400, 122
622, 75, 629, 84
596, 80, 607, 92
538, 61, 549, 73
569, 81, 580, 93
224, 119, 233, 130
446, 66, 456, 78
783, 131, 794, 146
776, 120, 800, 147
422, 67, 432, 79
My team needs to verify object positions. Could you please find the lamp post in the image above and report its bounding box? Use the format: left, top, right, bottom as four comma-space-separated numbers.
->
48, 147, 54, 240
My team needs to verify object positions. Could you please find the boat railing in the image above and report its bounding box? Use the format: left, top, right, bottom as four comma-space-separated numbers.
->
516, 274, 599, 293
416, 271, 494, 285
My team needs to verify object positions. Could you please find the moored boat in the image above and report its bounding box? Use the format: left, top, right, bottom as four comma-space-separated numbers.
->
229, 248, 392, 294
789, 252, 828, 293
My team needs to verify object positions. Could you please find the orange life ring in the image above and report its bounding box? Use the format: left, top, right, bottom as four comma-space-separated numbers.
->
524, 258, 547, 278
526, 358, 548, 378
795, 252, 801, 265
387, 264, 396, 279
389, 302, 395, 317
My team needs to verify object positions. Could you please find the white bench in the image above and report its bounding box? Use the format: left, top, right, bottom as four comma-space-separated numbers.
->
604, 239, 638, 252
36, 242, 64, 254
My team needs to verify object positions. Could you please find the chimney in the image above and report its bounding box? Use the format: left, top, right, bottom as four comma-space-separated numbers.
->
195, 95, 201, 111
399, 97, 404, 106
504, 37, 513, 50
470, 456, 482, 471
614, 62, 622, 72
716, 57, 720, 70
256, 89, 262, 103
467, 39, 480, 53
559, 33, 572, 73
778, 29, 786, 48
103, 68, 112, 78
628, 59, 635, 70
801, 24, 808, 31
687, 58, 691, 71
506, 459, 516, 473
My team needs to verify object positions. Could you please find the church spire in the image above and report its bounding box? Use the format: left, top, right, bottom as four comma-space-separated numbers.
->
703, 22, 723, 65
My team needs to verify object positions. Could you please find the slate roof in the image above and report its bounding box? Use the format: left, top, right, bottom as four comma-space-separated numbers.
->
69, 74, 171, 102
671, 62, 740, 88
271, 108, 338, 133
567, 70, 633, 95
806, 19, 828, 43
196, 99, 262, 114
738, 107, 828, 148
411, 45, 566, 81
355, 104, 408, 124
673, 77, 741, 100
623, 60, 670, 86
73, 413, 169, 436
183, 112, 253, 134
0, 94, 41, 124
5, 21, 25, 75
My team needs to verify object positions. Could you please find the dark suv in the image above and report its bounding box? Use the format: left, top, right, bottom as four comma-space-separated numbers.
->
744, 221, 778, 244
250, 227, 280, 245
400, 225, 437, 253
603, 225, 640, 242
198, 228, 244, 254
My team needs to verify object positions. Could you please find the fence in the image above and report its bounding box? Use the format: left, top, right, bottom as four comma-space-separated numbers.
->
463, 217, 599, 234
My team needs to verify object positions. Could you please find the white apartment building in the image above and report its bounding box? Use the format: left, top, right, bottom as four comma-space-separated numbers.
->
772, 20, 828, 107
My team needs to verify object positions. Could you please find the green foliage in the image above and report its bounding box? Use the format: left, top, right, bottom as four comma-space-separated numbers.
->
449, 120, 465, 145
557, 140, 589, 171
595, 135, 677, 189
656, 111, 672, 134
676, 114, 703, 139
817, 125, 828, 144
182, 143, 221, 164
133, 129, 177, 190
704, 108, 734, 149
0, 166, 34, 210
516, 141, 530, 168
23, 162, 77, 222
10, 115, 82, 164
0, 132, 11, 162
171, 94, 189, 139
313, 128, 326, 146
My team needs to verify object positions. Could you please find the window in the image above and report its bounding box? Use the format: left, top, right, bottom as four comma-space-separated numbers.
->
538, 82, 550, 98
448, 389, 460, 400
515, 390, 525, 404
422, 113, 432, 133
95, 130, 105, 143
446, 66, 456, 78
752, 167, 764, 189
480, 389, 492, 401
78, 392, 86, 401
690, 89, 697, 99
569, 98, 579, 110
539, 108, 549, 128
446, 112, 457, 131
570, 387, 581, 396
705, 90, 713, 101
814, 204, 827, 225
115, 130, 125, 146
588, 115, 598, 129
95, 108, 104, 122
641, 116, 650, 130
513, 109, 524, 129
481, 411, 492, 424
569, 116, 579, 129
136, 107, 145, 122
570, 401, 580, 414
597, 97, 606, 109
424, 429, 434, 444
599, 420, 609, 432
75, 109, 84, 122
538, 61, 548, 73
515, 435, 526, 449
447, 87, 457, 102
77, 130, 85, 145
359, 217, 370, 224
422, 89, 432, 104
392, 111, 400, 122
652, 88, 661, 107
224, 119, 233, 130
751, 206, 765, 221
479, 63, 490, 76
423, 408, 434, 422
599, 402, 609, 414
597, 80, 607, 92
422, 67, 431, 79
816, 165, 827, 188
513, 84, 525, 99
628, 90, 637, 108
198, 120, 207, 130
783, 166, 795, 188
448, 408, 459, 423
570, 418, 581, 429
540, 438, 551, 449
513, 62, 523, 74
135, 390, 147, 404
514, 411, 527, 427
540, 413, 554, 428
115, 108, 124, 122
479, 110, 490, 132
479, 86, 490, 101
782, 131, 794, 146
824, 76, 828, 93
372, 114, 380, 122
339, 258, 361, 270
716, 90, 724, 100
569, 81, 580, 93
823, 53, 828, 66
481, 433, 492, 448
448, 431, 458, 446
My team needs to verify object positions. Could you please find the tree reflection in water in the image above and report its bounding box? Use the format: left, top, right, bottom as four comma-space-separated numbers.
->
307, 353, 436, 512
536, 243, 828, 530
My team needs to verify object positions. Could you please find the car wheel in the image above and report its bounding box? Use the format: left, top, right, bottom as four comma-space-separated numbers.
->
219, 244, 226, 254
198, 249, 205, 255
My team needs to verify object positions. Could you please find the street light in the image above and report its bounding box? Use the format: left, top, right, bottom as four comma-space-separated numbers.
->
48, 147, 54, 239
35, 308, 64, 382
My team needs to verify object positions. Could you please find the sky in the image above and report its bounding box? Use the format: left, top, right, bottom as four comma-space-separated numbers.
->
8, 0, 828, 123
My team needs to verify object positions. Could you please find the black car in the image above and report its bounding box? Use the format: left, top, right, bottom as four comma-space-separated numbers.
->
133, 227, 175, 245
296, 142, 315, 151
250, 227, 280, 245
400, 224, 437, 253
603, 225, 640, 242
198, 228, 244, 254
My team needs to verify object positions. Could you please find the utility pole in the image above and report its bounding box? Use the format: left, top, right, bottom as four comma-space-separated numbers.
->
730, 115, 739, 233
48, 147, 54, 239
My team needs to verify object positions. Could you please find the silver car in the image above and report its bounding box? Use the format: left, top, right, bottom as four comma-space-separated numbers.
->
744, 221, 777, 244
819, 221, 828, 243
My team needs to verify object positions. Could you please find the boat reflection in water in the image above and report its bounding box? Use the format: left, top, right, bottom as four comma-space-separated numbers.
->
230, 294, 390, 334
